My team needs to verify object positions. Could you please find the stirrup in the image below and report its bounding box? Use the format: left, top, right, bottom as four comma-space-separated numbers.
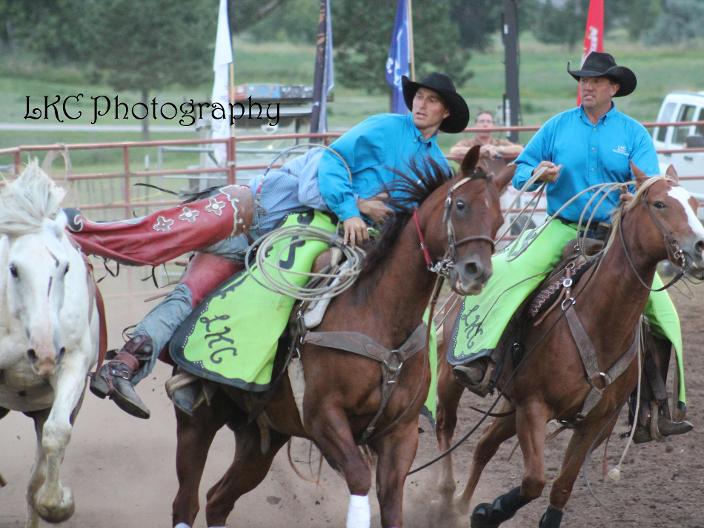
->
453, 359, 495, 397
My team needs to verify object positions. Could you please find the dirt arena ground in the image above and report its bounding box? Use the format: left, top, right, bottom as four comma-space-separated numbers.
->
1, 267, 703, 527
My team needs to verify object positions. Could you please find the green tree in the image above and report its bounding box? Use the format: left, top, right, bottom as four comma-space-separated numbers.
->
645, 0, 704, 45
451, 0, 540, 51
532, 0, 584, 50
244, 0, 318, 43
0, 0, 86, 59
79, 0, 214, 139
228, 0, 292, 35
333, 0, 474, 93
608, 0, 660, 40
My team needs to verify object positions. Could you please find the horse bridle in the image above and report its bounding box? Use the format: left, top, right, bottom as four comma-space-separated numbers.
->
412, 173, 496, 277
619, 183, 686, 291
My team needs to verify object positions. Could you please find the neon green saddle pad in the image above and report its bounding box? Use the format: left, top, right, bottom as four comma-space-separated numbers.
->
170, 210, 336, 392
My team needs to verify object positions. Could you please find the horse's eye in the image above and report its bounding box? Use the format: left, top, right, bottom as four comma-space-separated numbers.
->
653, 201, 666, 210
64, 264, 70, 275
455, 199, 466, 212
9, 264, 18, 278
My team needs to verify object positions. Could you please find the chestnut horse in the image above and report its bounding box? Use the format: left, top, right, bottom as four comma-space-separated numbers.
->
169, 146, 504, 528
435, 166, 704, 527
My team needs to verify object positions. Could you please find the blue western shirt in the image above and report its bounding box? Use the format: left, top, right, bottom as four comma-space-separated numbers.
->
513, 104, 659, 223
318, 113, 450, 221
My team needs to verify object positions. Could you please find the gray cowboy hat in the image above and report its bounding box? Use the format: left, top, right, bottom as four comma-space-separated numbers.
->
402, 72, 470, 133
568, 51, 637, 97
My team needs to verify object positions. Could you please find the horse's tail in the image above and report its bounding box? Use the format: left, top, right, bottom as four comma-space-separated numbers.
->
286, 439, 324, 485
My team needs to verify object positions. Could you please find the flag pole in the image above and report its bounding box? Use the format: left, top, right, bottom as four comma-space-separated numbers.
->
310, 0, 328, 135
407, 0, 415, 81
229, 59, 235, 183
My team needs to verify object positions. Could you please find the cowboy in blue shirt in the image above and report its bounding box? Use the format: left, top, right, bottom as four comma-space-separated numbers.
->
89, 73, 470, 419
451, 52, 692, 443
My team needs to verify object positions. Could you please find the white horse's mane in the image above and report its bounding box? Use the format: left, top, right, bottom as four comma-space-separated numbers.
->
0, 161, 66, 236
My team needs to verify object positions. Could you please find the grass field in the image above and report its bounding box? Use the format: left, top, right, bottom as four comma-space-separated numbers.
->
0, 31, 702, 189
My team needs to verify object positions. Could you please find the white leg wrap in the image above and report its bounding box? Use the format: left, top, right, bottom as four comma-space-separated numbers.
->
346, 494, 371, 528
174, 523, 191, 528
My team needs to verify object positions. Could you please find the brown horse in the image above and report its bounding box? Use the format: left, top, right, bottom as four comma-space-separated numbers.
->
170, 145, 504, 528
434, 165, 704, 527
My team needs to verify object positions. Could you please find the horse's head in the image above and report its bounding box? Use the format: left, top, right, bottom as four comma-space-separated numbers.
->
426, 145, 504, 295
626, 163, 704, 279
0, 163, 70, 377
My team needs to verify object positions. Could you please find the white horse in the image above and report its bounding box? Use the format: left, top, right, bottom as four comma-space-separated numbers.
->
0, 162, 102, 527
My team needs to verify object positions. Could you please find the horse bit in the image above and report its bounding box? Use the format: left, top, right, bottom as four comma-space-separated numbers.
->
412, 171, 496, 277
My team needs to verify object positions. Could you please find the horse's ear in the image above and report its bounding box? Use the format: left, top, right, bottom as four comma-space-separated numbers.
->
493, 163, 516, 195
629, 161, 648, 188
665, 164, 679, 184
460, 145, 481, 176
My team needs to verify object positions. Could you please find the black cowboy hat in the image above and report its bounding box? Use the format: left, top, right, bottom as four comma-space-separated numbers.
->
567, 51, 637, 97
402, 72, 470, 133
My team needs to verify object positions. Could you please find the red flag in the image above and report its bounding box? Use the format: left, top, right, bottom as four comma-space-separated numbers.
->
576, 0, 604, 105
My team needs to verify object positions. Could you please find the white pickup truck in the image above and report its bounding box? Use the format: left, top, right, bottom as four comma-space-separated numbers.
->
652, 91, 704, 201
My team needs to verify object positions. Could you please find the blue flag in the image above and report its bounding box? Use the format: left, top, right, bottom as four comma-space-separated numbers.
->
385, 0, 410, 114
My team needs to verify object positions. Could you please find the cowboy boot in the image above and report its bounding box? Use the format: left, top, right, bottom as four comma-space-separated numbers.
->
633, 399, 693, 444
90, 335, 152, 419
647, 331, 693, 434
656, 398, 693, 437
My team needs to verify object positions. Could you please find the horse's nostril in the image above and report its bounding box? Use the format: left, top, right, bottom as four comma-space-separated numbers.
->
27, 349, 37, 362
464, 262, 479, 277
57, 347, 66, 362
695, 240, 704, 254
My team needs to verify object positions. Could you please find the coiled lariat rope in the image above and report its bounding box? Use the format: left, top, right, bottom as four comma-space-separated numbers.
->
503, 180, 631, 262
244, 225, 366, 301
244, 143, 366, 301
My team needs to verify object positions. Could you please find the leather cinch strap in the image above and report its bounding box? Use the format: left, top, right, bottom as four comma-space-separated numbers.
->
302, 323, 427, 443
564, 307, 640, 422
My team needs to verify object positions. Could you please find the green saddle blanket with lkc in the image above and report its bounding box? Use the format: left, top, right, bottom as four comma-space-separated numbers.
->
169, 209, 336, 392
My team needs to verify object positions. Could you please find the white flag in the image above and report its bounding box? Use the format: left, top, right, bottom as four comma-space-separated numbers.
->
211, 0, 232, 166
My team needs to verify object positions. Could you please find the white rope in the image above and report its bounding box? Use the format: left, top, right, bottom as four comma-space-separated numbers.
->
494, 165, 548, 245
608, 318, 644, 482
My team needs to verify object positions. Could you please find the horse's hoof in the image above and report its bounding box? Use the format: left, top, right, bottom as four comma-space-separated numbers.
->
34, 486, 75, 523
470, 503, 500, 528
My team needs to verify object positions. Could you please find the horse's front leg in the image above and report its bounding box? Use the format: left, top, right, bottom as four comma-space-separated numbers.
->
25, 409, 50, 528
471, 399, 548, 527
435, 358, 464, 505
542, 410, 619, 527
306, 404, 373, 528
33, 345, 93, 523
372, 418, 420, 528
172, 392, 231, 528
456, 401, 516, 516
